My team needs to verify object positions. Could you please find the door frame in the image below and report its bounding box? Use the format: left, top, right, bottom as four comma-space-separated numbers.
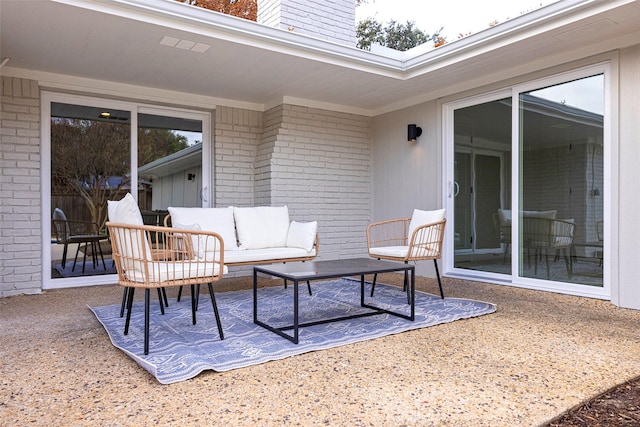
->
443, 62, 614, 299
41, 91, 212, 290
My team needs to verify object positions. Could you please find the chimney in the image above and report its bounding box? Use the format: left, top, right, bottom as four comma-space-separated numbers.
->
258, 0, 356, 46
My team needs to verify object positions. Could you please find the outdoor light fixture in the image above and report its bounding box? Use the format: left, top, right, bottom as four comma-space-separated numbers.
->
408, 124, 422, 142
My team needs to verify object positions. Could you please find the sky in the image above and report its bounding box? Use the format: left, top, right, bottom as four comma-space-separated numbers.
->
355, 0, 560, 41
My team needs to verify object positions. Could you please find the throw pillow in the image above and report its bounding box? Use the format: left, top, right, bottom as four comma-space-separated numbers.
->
286, 221, 317, 252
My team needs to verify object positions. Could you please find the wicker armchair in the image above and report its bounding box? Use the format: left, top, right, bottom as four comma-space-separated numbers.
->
107, 221, 226, 355
366, 209, 446, 299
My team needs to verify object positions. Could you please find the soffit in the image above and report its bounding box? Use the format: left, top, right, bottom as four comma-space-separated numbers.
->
1, 0, 639, 115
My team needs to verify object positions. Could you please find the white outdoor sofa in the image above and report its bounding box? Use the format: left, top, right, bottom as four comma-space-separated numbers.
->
166, 205, 319, 266
166, 205, 319, 296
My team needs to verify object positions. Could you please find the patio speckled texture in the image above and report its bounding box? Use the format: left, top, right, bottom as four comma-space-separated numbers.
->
2, 274, 640, 426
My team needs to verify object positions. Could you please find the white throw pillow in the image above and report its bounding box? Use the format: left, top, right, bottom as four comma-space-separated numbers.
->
408, 208, 446, 240
234, 206, 290, 250
286, 221, 317, 252
173, 222, 204, 259
168, 207, 238, 250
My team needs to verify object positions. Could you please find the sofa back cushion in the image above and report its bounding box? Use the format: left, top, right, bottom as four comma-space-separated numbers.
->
168, 207, 238, 251
234, 206, 290, 250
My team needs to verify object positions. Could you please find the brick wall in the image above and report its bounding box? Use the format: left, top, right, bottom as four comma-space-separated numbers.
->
214, 106, 264, 207
266, 104, 371, 259
217, 103, 371, 261
0, 77, 42, 296
258, 0, 356, 46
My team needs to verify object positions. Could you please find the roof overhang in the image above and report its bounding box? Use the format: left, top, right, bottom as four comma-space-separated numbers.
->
1, 0, 639, 115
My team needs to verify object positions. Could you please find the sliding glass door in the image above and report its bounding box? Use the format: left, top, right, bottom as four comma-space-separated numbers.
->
446, 65, 608, 297
43, 93, 210, 288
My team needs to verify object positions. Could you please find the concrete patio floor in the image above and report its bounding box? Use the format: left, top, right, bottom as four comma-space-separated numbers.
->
2, 273, 640, 426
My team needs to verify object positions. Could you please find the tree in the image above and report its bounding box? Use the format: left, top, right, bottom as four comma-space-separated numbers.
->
51, 119, 189, 229
176, 0, 257, 21
357, 18, 443, 51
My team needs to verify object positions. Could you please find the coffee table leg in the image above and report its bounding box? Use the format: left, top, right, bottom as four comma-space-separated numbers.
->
410, 267, 415, 320
293, 279, 299, 344
253, 269, 258, 323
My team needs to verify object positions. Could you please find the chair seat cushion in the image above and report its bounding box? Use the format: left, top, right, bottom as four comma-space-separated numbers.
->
125, 260, 228, 284
369, 246, 409, 258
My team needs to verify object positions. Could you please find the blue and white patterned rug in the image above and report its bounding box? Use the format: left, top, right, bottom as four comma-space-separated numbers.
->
90, 278, 496, 384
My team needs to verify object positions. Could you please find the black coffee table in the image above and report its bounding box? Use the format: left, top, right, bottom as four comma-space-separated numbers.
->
253, 258, 415, 344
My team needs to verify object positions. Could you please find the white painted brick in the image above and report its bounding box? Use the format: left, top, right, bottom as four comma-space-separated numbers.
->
0, 76, 42, 296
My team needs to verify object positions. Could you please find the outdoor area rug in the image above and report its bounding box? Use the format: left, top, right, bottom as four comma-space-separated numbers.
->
54, 260, 116, 278
90, 278, 496, 384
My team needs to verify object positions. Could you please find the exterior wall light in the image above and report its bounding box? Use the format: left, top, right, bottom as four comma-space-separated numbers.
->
408, 124, 422, 142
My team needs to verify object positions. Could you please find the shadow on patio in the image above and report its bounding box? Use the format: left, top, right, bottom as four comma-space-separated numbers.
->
2, 274, 640, 426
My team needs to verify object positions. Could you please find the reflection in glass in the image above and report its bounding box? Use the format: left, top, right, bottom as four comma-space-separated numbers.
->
50, 102, 131, 278
453, 74, 604, 287
519, 75, 604, 286
454, 98, 512, 274
137, 113, 203, 227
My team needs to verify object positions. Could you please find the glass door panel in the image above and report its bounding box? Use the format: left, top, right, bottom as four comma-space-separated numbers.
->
50, 102, 131, 279
137, 113, 204, 225
453, 99, 512, 273
519, 75, 604, 286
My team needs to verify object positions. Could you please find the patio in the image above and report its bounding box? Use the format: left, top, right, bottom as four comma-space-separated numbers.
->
2, 274, 640, 425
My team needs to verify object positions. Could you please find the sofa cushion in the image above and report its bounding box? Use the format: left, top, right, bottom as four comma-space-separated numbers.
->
286, 221, 317, 252
233, 206, 289, 250
222, 247, 312, 263
168, 207, 238, 251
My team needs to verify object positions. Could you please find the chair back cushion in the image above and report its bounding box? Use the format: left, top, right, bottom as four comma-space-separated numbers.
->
168, 207, 238, 251
107, 193, 152, 262
408, 208, 446, 240
234, 206, 290, 250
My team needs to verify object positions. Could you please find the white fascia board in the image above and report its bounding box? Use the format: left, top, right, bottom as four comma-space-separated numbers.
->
400, 0, 628, 78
